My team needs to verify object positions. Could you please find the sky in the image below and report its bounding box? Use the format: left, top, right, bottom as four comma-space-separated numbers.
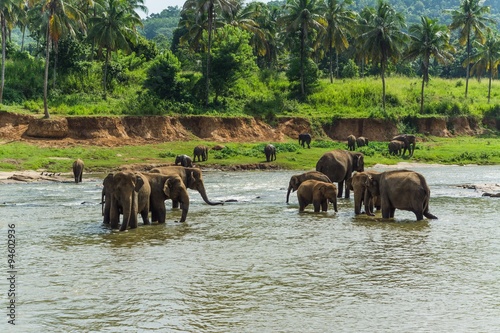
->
141, 0, 185, 17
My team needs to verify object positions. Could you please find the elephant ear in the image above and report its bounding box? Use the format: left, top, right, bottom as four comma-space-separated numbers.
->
134, 175, 144, 192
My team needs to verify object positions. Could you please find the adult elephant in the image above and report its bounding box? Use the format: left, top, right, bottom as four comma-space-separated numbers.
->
356, 136, 368, 148
298, 133, 312, 148
286, 171, 331, 203
388, 140, 405, 156
347, 135, 356, 151
102, 171, 151, 231
193, 145, 209, 162
364, 169, 438, 221
297, 180, 338, 212
348, 171, 381, 215
392, 134, 416, 157
150, 166, 223, 207
72, 159, 84, 183
175, 154, 193, 167
143, 173, 189, 223
316, 149, 364, 198
264, 144, 276, 162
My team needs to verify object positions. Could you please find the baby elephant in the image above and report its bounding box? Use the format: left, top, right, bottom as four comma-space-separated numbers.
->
175, 154, 193, 167
297, 180, 338, 213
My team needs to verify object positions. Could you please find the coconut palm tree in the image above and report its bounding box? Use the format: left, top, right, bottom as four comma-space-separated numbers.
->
321, 0, 355, 83
448, 0, 494, 98
280, 0, 326, 97
406, 16, 454, 113
359, 0, 407, 110
39, 0, 86, 118
469, 31, 500, 103
87, 0, 143, 99
181, 0, 237, 105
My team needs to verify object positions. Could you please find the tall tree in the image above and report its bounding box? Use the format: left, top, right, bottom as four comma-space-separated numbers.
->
448, 0, 493, 98
469, 31, 500, 103
39, 0, 86, 118
406, 16, 454, 113
0, 0, 24, 104
360, 0, 407, 110
321, 0, 355, 83
87, 0, 143, 99
281, 0, 326, 97
181, 0, 236, 105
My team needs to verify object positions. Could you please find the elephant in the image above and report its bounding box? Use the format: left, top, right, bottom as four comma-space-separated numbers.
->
297, 180, 338, 212
143, 173, 189, 223
193, 145, 209, 162
392, 134, 416, 157
364, 169, 438, 221
72, 159, 84, 183
388, 140, 405, 156
264, 144, 276, 162
347, 135, 356, 151
356, 136, 368, 148
102, 171, 151, 231
286, 171, 331, 203
315, 149, 364, 199
150, 166, 223, 207
298, 133, 312, 148
175, 154, 193, 167
347, 171, 381, 215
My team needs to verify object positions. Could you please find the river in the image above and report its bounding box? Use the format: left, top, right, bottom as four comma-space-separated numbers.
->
0, 165, 499, 332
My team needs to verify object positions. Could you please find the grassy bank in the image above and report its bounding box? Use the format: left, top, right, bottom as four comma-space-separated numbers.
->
1, 136, 500, 173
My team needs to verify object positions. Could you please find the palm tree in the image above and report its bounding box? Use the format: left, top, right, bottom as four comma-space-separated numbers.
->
360, 0, 407, 110
39, 0, 86, 118
181, 0, 237, 105
448, 0, 494, 98
406, 16, 454, 113
321, 0, 355, 83
87, 0, 143, 99
469, 32, 500, 103
281, 0, 326, 97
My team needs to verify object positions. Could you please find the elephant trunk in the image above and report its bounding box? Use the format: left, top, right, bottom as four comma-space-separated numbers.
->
198, 185, 223, 206
364, 189, 375, 216
180, 201, 189, 222
286, 185, 293, 203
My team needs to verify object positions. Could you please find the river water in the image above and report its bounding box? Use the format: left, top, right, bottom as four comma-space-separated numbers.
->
1, 165, 499, 332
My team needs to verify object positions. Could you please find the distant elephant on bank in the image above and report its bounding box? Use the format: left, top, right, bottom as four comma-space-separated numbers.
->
72, 159, 84, 183
175, 154, 193, 167
102, 171, 151, 231
364, 169, 438, 221
297, 179, 338, 212
347, 171, 381, 215
392, 134, 416, 157
264, 144, 276, 162
347, 135, 356, 151
193, 145, 209, 162
298, 133, 312, 148
286, 170, 331, 203
150, 166, 223, 207
143, 173, 189, 223
388, 140, 405, 155
356, 136, 368, 148
316, 149, 364, 198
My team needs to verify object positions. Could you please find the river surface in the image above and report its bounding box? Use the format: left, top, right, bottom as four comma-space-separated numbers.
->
1, 165, 499, 332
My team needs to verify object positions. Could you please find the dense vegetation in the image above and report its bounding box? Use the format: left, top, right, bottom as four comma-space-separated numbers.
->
1, 0, 500, 124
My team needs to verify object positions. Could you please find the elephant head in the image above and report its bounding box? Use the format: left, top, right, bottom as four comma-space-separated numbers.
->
163, 175, 190, 222
105, 171, 149, 231
314, 182, 338, 212
350, 171, 380, 216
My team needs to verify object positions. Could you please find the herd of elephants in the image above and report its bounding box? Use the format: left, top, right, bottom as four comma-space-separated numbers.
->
71, 133, 436, 232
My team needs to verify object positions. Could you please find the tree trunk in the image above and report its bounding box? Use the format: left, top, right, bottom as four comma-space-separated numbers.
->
381, 61, 386, 110
465, 28, 470, 98
103, 48, 110, 100
300, 26, 305, 97
53, 43, 58, 89
43, 22, 51, 119
329, 45, 333, 83
488, 60, 492, 103
335, 50, 339, 79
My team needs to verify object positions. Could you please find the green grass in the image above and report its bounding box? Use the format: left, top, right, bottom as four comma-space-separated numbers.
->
2, 137, 500, 173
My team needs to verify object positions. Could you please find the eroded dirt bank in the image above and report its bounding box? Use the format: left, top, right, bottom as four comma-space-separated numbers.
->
0, 111, 496, 147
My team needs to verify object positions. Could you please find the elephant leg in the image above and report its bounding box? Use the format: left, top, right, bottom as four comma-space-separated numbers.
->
415, 210, 424, 221
389, 207, 396, 218
337, 182, 343, 198
141, 210, 150, 225
321, 200, 328, 212
172, 200, 180, 209
298, 198, 306, 212
110, 206, 120, 229
313, 201, 321, 212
